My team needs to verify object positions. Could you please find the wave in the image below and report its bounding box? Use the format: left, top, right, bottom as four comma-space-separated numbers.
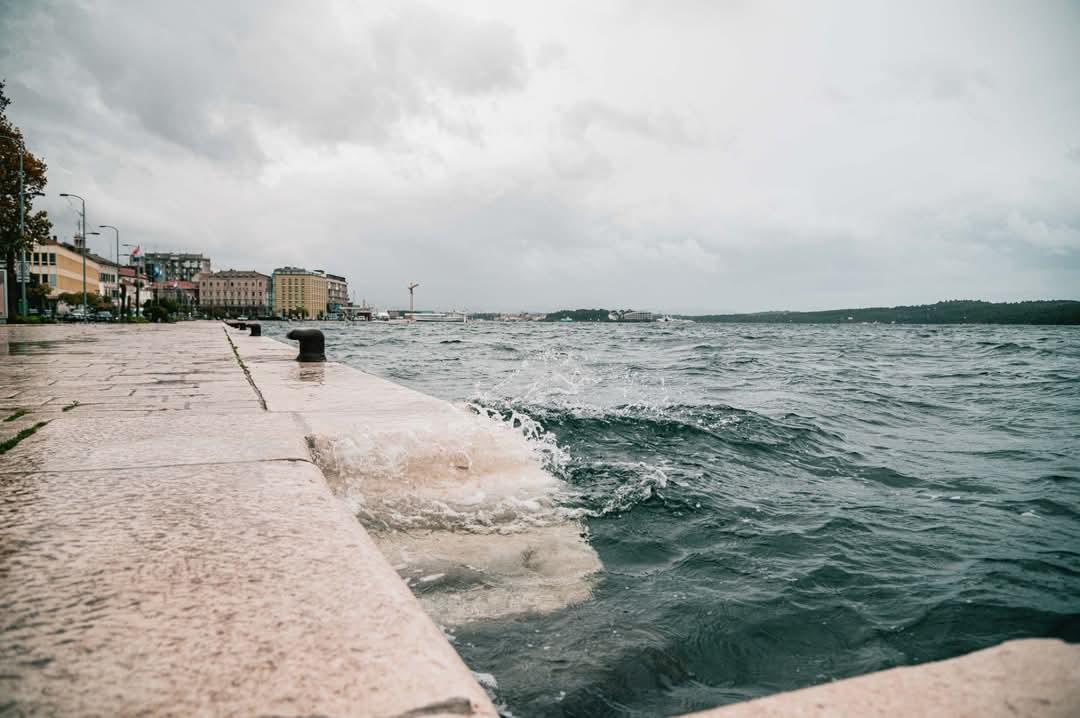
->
307, 403, 600, 625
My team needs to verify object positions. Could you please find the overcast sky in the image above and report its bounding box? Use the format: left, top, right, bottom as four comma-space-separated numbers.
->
2, 0, 1078, 312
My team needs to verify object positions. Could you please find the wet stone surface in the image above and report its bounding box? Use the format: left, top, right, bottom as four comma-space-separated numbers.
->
0, 322, 495, 717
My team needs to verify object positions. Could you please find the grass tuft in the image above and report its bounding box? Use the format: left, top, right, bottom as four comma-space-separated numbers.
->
3, 408, 28, 422
0, 420, 49, 454
61, 401, 79, 412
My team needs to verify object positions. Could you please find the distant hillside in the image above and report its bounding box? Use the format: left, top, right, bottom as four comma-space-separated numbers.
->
683, 300, 1080, 325
543, 308, 613, 322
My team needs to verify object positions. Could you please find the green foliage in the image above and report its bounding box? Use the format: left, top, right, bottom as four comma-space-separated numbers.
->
27, 280, 50, 309
686, 300, 1080, 326
57, 291, 113, 311
2, 80, 53, 322
544, 308, 612, 322
0, 420, 49, 454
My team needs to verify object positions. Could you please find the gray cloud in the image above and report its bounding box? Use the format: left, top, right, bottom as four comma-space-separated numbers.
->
561, 100, 705, 148
1, 0, 1077, 312
2, 0, 527, 165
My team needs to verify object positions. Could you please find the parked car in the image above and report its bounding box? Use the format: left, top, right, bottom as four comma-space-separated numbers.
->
95, 310, 113, 322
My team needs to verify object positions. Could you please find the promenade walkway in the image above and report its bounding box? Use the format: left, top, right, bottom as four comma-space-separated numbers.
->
0, 322, 495, 717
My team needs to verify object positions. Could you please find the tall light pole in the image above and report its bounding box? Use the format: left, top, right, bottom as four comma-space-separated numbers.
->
99, 224, 119, 309
58, 193, 90, 314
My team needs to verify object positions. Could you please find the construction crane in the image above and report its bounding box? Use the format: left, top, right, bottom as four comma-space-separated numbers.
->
408, 282, 419, 313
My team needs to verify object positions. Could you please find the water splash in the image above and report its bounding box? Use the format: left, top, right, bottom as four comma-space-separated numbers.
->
308, 403, 600, 625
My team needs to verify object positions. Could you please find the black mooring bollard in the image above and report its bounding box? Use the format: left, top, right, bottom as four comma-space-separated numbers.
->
248, 322, 261, 337
286, 328, 326, 362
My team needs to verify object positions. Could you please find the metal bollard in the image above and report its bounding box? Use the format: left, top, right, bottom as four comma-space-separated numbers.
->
248, 322, 261, 337
286, 328, 325, 362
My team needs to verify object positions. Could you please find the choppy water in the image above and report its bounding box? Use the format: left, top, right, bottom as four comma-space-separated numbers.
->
266, 321, 1080, 717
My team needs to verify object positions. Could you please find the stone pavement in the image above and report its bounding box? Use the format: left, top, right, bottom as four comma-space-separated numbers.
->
686, 638, 1080, 718
0, 322, 495, 717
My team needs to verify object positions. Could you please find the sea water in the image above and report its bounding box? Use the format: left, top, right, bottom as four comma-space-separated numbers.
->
264, 321, 1080, 717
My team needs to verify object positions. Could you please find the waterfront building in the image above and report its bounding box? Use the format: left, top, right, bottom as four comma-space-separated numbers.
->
198, 270, 271, 316
153, 279, 199, 309
319, 271, 349, 313
28, 239, 101, 296
273, 266, 329, 319
141, 252, 211, 282
86, 252, 119, 303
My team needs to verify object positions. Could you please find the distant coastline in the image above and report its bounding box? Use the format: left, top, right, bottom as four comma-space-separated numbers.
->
541, 300, 1080, 325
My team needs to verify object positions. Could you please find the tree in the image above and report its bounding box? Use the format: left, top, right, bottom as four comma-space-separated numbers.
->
27, 280, 50, 311
1, 80, 52, 322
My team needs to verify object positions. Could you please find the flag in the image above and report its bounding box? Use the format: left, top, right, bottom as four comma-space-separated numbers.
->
131, 246, 142, 257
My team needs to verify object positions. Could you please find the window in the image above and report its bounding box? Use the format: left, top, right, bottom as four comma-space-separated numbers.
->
49, 253, 56, 265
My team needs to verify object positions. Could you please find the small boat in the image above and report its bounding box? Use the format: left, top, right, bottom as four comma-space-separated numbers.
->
559, 317, 574, 323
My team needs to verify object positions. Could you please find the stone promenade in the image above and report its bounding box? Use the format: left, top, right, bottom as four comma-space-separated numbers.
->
0, 322, 496, 717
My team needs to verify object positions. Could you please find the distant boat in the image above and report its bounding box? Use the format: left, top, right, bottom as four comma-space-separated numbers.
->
406, 311, 468, 323
560, 317, 574, 323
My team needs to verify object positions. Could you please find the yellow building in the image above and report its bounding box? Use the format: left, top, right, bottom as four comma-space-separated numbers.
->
29, 240, 101, 296
273, 267, 328, 319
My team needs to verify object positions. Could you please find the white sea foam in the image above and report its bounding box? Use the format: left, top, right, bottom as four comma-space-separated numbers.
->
308, 403, 600, 625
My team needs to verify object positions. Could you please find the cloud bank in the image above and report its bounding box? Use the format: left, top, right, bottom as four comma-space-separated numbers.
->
3, 0, 1078, 312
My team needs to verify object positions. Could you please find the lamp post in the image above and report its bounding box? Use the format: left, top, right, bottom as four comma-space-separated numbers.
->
99, 225, 119, 311
58, 193, 91, 315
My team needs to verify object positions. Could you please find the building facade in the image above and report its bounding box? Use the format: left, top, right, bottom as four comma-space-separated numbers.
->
273, 267, 328, 319
142, 252, 211, 282
323, 272, 348, 313
198, 270, 271, 316
29, 239, 101, 297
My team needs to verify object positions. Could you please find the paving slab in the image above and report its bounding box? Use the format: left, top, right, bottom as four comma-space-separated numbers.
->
0, 411, 311, 473
0, 460, 494, 717
0, 322, 498, 717
683, 638, 1080, 718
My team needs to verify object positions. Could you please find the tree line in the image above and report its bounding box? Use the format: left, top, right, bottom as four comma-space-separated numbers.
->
684, 300, 1080, 325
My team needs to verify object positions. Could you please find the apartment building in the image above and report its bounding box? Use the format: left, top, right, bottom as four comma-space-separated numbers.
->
272, 266, 328, 319
28, 239, 101, 296
323, 272, 348, 312
142, 252, 211, 282
199, 270, 271, 315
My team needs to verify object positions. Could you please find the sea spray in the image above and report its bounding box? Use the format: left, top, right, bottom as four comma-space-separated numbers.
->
308, 403, 600, 624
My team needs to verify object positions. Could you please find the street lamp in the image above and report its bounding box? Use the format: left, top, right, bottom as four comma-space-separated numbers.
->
57, 193, 92, 315
99, 224, 119, 310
